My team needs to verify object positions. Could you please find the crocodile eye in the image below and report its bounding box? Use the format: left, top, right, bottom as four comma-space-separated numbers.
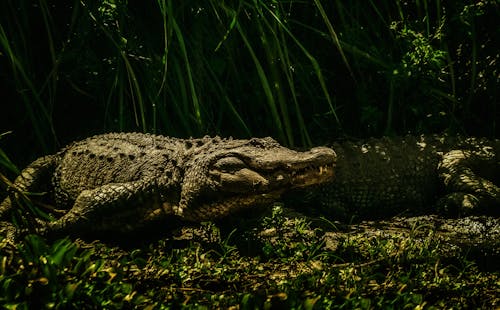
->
214, 157, 246, 171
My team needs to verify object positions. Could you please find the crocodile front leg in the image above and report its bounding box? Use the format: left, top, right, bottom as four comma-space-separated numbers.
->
438, 148, 500, 215
42, 178, 179, 237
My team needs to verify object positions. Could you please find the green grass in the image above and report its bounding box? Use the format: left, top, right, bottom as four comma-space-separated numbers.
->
1, 206, 498, 308
0, 0, 497, 156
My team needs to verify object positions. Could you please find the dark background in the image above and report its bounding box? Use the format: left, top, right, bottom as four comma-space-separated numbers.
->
1, 0, 498, 166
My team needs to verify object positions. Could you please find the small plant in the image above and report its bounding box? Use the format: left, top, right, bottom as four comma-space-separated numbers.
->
0, 235, 156, 308
257, 205, 323, 261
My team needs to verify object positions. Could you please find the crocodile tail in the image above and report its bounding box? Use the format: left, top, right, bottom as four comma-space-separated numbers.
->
0, 155, 59, 220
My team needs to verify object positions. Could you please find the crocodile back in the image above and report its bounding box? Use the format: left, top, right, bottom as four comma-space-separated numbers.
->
289, 135, 499, 220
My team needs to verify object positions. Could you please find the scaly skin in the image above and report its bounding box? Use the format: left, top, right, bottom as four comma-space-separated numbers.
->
290, 135, 499, 219
0, 133, 335, 238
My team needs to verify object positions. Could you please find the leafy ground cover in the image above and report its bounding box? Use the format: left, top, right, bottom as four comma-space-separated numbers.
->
1, 206, 499, 309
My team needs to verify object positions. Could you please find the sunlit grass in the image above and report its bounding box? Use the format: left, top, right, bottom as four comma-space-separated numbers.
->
1, 204, 498, 308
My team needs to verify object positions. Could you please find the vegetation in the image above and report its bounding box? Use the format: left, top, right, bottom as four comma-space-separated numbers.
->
0, 0, 498, 308
1, 206, 499, 308
0, 0, 498, 157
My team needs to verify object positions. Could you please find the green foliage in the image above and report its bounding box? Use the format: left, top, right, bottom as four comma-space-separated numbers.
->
0, 235, 156, 308
258, 205, 324, 261
0, 133, 19, 175
0, 0, 497, 156
0, 213, 499, 308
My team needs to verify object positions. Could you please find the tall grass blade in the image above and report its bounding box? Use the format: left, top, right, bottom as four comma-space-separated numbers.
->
0, 24, 54, 151
167, 0, 203, 131
80, 0, 147, 131
263, 5, 341, 127
236, 23, 285, 143
313, 0, 355, 80
254, 5, 294, 145
275, 23, 311, 146
204, 61, 252, 137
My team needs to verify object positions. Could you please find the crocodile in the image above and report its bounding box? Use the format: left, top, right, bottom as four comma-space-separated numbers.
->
0, 133, 335, 238
288, 135, 499, 220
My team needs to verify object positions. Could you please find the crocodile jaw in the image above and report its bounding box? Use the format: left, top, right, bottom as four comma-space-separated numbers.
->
184, 164, 335, 221
177, 145, 336, 221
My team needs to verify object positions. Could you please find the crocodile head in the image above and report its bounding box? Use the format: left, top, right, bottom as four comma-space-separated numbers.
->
176, 137, 336, 221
